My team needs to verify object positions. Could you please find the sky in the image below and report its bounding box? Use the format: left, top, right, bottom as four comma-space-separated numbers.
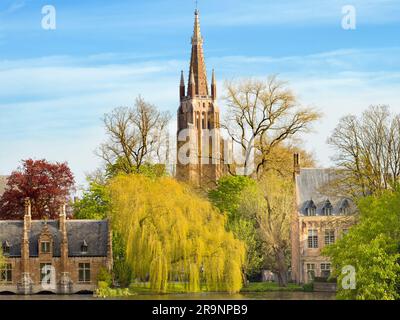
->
0, 0, 399, 189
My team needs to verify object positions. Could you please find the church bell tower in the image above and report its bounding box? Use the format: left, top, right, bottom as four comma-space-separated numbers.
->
176, 10, 224, 188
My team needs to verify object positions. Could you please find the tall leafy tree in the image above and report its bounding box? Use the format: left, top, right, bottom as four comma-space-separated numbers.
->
323, 190, 400, 300
209, 176, 263, 280
239, 174, 293, 287
0, 159, 75, 220
108, 174, 245, 293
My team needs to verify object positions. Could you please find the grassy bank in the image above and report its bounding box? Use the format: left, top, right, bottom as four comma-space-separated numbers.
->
240, 282, 303, 292
96, 281, 306, 297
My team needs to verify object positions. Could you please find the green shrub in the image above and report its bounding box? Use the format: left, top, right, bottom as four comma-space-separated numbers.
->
302, 282, 314, 292
97, 267, 113, 286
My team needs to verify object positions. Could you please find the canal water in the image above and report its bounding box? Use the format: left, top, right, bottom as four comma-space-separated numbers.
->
0, 292, 335, 300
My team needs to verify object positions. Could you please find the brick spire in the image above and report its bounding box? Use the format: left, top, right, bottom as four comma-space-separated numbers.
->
188, 10, 209, 97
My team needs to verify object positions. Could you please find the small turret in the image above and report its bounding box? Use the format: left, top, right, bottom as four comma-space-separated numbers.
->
188, 67, 196, 97
180, 70, 185, 100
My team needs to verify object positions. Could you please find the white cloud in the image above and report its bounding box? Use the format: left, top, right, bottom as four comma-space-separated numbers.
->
0, 47, 398, 184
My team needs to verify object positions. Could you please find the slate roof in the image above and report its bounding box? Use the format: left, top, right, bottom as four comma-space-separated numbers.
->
0, 219, 109, 258
295, 168, 355, 216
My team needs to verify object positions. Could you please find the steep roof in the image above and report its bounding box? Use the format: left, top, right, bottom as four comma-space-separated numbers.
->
295, 168, 355, 216
0, 219, 109, 257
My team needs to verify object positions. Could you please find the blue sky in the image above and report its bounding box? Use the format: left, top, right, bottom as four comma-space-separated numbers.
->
0, 0, 399, 188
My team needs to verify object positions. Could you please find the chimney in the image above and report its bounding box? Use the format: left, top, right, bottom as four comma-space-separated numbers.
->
293, 153, 300, 176
24, 197, 31, 231
59, 203, 67, 232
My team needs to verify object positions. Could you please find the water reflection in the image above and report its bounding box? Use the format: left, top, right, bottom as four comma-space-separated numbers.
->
0, 292, 335, 300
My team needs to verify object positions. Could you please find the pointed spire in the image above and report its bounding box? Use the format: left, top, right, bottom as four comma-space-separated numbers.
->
180, 70, 185, 100
180, 70, 185, 86
188, 10, 209, 97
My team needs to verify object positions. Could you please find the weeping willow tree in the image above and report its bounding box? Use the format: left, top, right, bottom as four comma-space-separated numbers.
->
107, 175, 245, 293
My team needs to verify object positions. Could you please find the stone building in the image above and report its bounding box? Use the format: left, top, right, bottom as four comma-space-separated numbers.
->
0, 199, 112, 294
176, 10, 225, 188
291, 154, 356, 284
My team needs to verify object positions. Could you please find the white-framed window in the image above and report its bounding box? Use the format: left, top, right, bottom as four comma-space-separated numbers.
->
308, 229, 318, 248
324, 230, 335, 245
321, 263, 331, 278
306, 263, 315, 281
0, 264, 12, 283
306, 207, 316, 216
41, 241, 51, 254
323, 207, 332, 215
79, 263, 91, 283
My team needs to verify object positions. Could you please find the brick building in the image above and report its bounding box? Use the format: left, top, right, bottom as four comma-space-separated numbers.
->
0, 199, 112, 294
291, 154, 356, 284
176, 10, 225, 188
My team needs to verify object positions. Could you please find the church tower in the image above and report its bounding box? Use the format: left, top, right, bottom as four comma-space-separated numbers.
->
176, 10, 224, 188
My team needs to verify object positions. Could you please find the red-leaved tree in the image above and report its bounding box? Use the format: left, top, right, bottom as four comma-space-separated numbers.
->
0, 159, 75, 220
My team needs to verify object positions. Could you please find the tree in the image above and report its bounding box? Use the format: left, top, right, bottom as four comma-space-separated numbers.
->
98, 96, 171, 175
209, 176, 263, 280
323, 189, 400, 300
240, 173, 293, 287
0, 159, 75, 220
223, 76, 320, 177
0, 248, 4, 268
108, 174, 245, 293
328, 105, 400, 196
73, 182, 109, 220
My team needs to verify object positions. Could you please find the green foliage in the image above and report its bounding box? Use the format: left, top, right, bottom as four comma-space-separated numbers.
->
95, 283, 133, 298
97, 267, 113, 287
0, 248, 4, 268
241, 282, 303, 292
209, 176, 263, 278
323, 190, 400, 300
302, 282, 314, 292
108, 174, 246, 293
209, 176, 256, 220
73, 183, 110, 220
106, 157, 167, 179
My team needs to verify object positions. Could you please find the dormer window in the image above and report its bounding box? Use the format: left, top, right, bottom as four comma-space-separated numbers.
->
81, 240, 88, 254
41, 241, 51, 254
305, 200, 316, 216
2, 241, 10, 255
340, 199, 350, 215
322, 199, 333, 216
